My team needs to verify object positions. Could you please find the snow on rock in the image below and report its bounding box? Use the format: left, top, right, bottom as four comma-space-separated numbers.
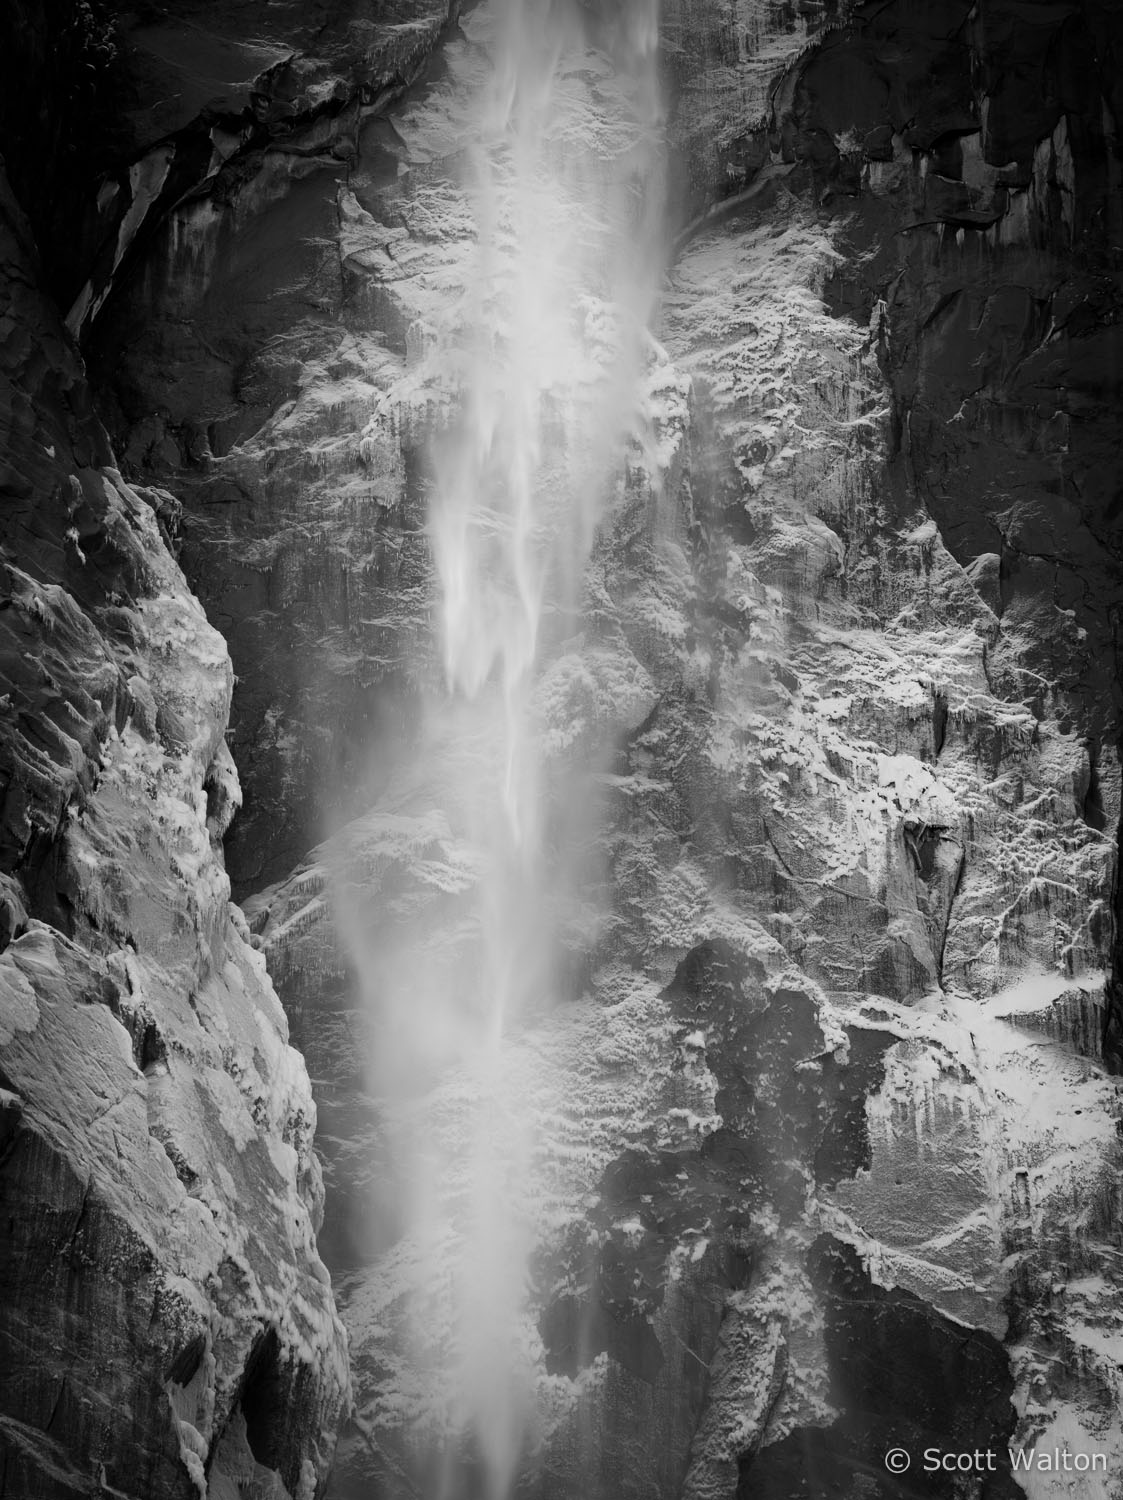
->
0, 172, 348, 1499
33, 0, 1121, 1493
657, 169, 1123, 1488
249, 2, 1123, 1487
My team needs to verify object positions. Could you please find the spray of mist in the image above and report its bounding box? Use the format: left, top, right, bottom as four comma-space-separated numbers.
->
345, 2, 666, 1494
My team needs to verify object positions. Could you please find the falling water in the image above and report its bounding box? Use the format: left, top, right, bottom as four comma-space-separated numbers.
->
351, 2, 666, 1495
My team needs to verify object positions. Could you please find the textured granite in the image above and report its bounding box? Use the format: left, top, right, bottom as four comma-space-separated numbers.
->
0, 170, 348, 1500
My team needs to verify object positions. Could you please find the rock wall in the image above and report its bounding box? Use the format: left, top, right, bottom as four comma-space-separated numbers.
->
201, 2, 1122, 1497
0, 151, 347, 1500
2, 0, 1122, 1498
60, 0, 455, 895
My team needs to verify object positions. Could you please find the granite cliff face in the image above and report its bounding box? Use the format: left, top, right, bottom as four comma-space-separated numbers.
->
0, 129, 347, 1500
2, 0, 1122, 1498
26, 0, 458, 895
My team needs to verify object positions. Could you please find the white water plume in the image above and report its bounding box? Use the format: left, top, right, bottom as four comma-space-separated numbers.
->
345, 2, 666, 1494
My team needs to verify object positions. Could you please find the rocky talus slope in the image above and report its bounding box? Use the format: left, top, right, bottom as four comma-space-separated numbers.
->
3, 0, 1123, 1498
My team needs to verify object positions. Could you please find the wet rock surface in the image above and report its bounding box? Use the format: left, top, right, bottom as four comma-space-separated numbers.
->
2, 0, 1123, 1497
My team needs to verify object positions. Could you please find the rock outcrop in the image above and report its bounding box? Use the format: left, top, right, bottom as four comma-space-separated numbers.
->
0, 164, 348, 1498
64, 0, 454, 895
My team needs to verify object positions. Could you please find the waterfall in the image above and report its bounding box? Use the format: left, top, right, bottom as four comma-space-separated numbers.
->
347, 0, 666, 1495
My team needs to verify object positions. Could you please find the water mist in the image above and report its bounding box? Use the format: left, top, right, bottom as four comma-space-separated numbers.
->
345, 2, 666, 1494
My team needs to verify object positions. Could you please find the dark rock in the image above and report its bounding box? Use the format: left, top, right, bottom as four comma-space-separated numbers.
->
737, 1237, 1021, 1499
